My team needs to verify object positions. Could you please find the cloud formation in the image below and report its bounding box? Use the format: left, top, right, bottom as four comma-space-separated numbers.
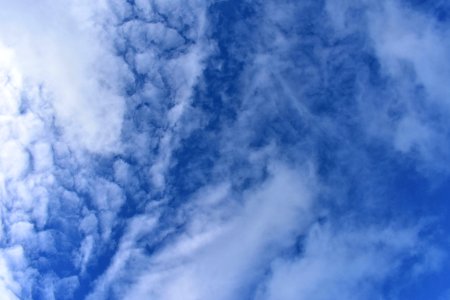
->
0, 0, 449, 299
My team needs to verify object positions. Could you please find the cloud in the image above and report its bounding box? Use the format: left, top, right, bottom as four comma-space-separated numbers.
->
0, 1, 132, 297
0, 0, 128, 153
368, 1, 450, 104
257, 222, 432, 300
116, 163, 317, 300
0, 41, 55, 299
326, 0, 450, 172
0, 0, 448, 299
86, 214, 160, 300
0, 246, 34, 300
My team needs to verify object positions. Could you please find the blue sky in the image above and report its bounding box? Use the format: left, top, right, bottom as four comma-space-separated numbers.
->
0, 0, 450, 299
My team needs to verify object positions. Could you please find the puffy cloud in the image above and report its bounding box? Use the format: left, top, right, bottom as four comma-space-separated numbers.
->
0, 1, 131, 297
0, 246, 34, 299
0, 0, 127, 153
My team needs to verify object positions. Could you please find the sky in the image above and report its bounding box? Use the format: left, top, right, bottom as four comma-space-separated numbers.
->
0, 0, 450, 299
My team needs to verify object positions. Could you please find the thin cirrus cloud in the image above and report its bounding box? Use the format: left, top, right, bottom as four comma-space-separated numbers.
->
0, 0, 449, 300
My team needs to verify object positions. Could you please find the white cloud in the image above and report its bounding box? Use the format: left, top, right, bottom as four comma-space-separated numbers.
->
0, 141, 29, 180
0, 2, 132, 298
0, 246, 34, 300
0, 1, 446, 299
87, 214, 159, 300
108, 0, 214, 189
118, 163, 316, 300
257, 223, 425, 300
0, 0, 127, 153
327, 0, 450, 170
9, 222, 35, 244
0, 40, 55, 299
31, 142, 54, 173
0, 254, 22, 300
368, 1, 450, 105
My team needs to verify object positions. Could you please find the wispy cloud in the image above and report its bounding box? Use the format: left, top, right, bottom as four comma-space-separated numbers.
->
0, 0, 449, 299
